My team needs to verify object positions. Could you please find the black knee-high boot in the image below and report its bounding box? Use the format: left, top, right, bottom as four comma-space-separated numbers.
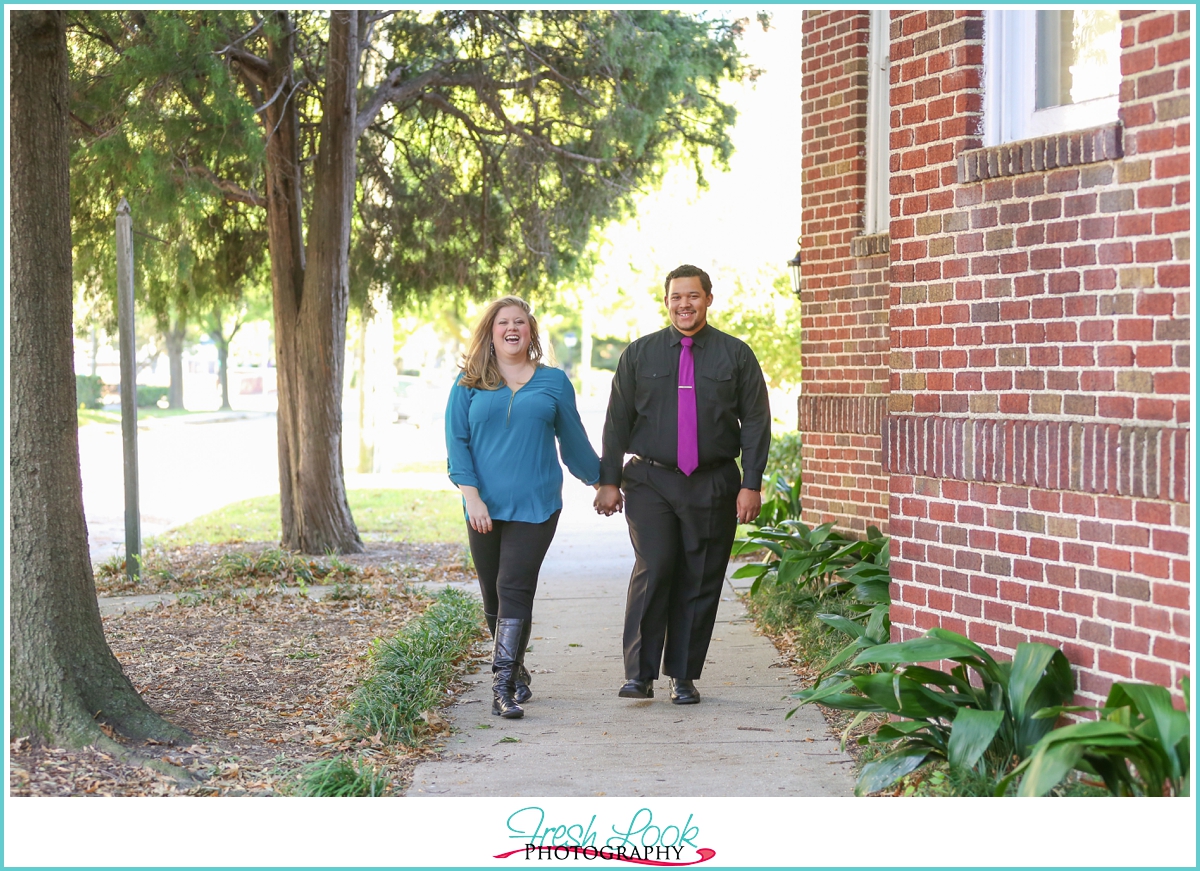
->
514, 620, 533, 704
492, 618, 526, 719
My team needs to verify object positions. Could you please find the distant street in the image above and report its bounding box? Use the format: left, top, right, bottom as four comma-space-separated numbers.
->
78, 394, 610, 563
79, 412, 282, 562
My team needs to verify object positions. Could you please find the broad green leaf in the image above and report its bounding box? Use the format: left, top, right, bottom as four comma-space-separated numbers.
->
816, 613, 865, 639
1008, 643, 1060, 721
947, 708, 1004, 770
863, 604, 889, 642
791, 678, 856, 705
854, 634, 986, 667
819, 639, 867, 677
855, 745, 935, 796
874, 721, 934, 741
1017, 740, 1087, 796
853, 673, 958, 719
731, 563, 769, 579
1010, 645, 1074, 754
1114, 682, 1188, 767
777, 555, 810, 587
926, 628, 1001, 675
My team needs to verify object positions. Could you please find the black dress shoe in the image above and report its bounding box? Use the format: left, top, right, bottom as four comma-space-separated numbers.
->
618, 678, 654, 699
669, 678, 700, 705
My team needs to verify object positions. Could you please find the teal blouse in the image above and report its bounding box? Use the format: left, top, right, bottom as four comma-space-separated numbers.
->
445, 366, 600, 523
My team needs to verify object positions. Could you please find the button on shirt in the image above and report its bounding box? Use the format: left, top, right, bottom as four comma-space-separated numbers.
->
446, 366, 600, 523
600, 324, 771, 490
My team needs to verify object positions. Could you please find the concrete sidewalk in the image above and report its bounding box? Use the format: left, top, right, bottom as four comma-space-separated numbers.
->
406, 484, 856, 797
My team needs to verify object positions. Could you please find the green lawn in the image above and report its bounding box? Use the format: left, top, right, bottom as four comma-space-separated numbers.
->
152, 488, 466, 548
78, 407, 198, 426
391, 460, 447, 474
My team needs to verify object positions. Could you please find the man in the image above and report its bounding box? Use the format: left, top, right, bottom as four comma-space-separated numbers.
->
594, 264, 770, 704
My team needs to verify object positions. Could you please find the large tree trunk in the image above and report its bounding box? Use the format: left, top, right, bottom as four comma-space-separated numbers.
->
261, 11, 363, 553
164, 314, 186, 409
9, 10, 188, 748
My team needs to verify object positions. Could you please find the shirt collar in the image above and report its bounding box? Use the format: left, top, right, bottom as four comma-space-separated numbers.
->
669, 323, 710, 348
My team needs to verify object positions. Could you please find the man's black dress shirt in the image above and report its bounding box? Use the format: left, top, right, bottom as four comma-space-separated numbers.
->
600, 323, 771, 490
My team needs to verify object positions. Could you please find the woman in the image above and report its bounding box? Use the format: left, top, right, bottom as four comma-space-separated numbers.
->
445, 296, 600, 719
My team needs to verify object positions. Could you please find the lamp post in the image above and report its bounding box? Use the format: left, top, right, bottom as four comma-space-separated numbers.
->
787, 239, 802, 299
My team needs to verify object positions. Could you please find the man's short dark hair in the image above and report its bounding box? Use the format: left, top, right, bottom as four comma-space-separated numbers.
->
664, 264, 712, 295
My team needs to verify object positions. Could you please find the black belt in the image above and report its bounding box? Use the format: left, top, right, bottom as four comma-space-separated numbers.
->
632, 455, 733, 475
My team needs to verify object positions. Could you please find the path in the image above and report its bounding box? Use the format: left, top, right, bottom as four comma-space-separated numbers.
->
85, 409, 856, 796
406, 482, 855, 797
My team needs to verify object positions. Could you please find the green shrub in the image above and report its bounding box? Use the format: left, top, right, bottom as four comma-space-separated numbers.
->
295, 757, 388, 797
793, 628, 1075, 796
753, 474, 802, 528
75, 374, 104, 410
346, 586, 483, 746
764, 431, 802, 485
136, 385, 170, 407
1005, 677, 1191, 797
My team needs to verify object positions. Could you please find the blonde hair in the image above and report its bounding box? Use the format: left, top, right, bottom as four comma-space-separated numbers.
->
459, 296, 544, 390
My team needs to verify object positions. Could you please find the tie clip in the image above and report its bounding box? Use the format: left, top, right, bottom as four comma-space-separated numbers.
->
678, 385, 693, 389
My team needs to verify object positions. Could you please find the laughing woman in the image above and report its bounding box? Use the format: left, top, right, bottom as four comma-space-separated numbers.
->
445, 296, 600, 719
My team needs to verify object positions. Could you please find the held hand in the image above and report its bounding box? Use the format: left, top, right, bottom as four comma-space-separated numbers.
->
736, 488, 762, 525
464, 495, 492, 534
594, 484, 624, 516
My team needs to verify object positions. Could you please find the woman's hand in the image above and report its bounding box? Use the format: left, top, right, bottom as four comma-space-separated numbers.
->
594, 484, 623, 516
460, 486, 492, 534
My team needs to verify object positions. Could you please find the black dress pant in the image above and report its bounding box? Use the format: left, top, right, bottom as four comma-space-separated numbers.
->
621, 459, 740, 681
467, 511, 560, 623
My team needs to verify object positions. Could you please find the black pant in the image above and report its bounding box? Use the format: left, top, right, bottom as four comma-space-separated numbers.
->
621, 459, 740, 681
467, 511, 560, 623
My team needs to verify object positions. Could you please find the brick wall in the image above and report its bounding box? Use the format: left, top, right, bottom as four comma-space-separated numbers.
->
884, 8, 1191, 704
798, 10, 890, 534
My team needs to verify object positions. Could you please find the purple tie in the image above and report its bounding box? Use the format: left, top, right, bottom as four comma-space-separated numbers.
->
677, 336, 698, 475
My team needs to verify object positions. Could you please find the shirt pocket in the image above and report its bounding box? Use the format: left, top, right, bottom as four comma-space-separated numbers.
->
699, 364, 736, 409
467, 388, 503, 425
634, 370, 672, 417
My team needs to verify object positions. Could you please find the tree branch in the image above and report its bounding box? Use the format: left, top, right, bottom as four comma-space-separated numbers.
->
223, 45, 270, 89
215, 18, 264, 58
186, 165, 266, 208
355, 65, 449, 139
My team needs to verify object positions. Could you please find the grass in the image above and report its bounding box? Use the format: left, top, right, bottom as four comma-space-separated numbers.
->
294, 757, 390, 797
345, 586, 484, 747
743, 578, 858, 671
151, 488, 466, 548
893, 763, 1110, 798
391, 460, 447, 474
78, 407, 199, 426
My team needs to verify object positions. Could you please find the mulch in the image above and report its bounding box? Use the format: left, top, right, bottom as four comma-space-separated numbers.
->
92, 538, 473, 597
10, 542, 485, 798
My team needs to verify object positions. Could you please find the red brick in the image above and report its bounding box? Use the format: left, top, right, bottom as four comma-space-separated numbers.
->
1152, 638, 1191, 665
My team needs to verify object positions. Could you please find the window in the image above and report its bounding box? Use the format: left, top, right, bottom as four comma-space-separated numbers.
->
864, 9, 890, 236
984, 9, 1121, 146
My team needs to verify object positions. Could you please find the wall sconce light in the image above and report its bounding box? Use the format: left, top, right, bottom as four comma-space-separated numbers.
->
787, 239, 802, 298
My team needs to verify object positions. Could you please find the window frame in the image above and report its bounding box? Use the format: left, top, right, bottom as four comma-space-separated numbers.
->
983, 9, 1120, 147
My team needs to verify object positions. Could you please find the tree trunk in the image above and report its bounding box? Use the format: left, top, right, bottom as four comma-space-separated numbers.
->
164, 315, 186, 409
261, 11, 363, 553
216, 338, 232, 410
355, 310, 372, 474
9, 10, 188, 747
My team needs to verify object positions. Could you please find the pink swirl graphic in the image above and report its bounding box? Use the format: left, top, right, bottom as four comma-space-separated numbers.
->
493, 847, 716, 866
